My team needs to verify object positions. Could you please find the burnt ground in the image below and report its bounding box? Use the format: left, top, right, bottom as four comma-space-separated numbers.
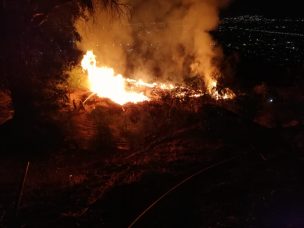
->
0, 61, 304, 227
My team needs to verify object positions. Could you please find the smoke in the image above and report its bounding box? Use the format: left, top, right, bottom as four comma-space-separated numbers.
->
75, 2, 133, 73
75, 0, 229, 89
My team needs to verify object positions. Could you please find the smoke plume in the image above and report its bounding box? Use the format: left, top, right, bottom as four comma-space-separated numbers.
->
75, 0, 229, 89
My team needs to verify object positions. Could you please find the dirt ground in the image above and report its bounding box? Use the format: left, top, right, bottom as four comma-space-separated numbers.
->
0, 88, 303, 227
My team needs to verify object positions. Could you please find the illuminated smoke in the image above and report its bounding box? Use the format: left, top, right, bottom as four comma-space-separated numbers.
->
74, 0, 230, 92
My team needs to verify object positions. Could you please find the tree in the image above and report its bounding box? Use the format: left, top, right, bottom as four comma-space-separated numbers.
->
0, 0, 120, 155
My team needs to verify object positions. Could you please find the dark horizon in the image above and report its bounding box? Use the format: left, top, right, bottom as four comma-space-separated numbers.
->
223, 0, 302, 18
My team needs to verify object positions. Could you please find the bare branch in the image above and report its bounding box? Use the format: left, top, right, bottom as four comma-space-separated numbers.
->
79, 0, 130, 17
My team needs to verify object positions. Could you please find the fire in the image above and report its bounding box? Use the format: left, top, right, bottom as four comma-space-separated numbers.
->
81, 51, 235, 105
81, 51, 149, 105
207, 80, 236, 101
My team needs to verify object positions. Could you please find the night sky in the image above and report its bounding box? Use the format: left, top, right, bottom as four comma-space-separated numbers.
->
223, 0, 302, 17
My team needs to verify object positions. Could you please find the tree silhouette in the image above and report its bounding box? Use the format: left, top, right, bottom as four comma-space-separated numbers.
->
0, 0, 121, 155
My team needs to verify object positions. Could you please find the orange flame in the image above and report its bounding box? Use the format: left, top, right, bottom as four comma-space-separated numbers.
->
81, 51, 235, 105
81, 51, 150, 105
207, 80, 236, 100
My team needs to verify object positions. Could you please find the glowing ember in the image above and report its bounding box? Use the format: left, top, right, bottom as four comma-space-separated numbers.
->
81, 51, 235, 105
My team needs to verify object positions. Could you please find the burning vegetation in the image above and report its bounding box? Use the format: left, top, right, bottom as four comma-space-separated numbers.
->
79, 50, 235, 106
70, 0, 235, 106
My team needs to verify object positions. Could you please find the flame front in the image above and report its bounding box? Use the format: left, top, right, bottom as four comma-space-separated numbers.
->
81, 50, 235, 105
81, 51, 149, 105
